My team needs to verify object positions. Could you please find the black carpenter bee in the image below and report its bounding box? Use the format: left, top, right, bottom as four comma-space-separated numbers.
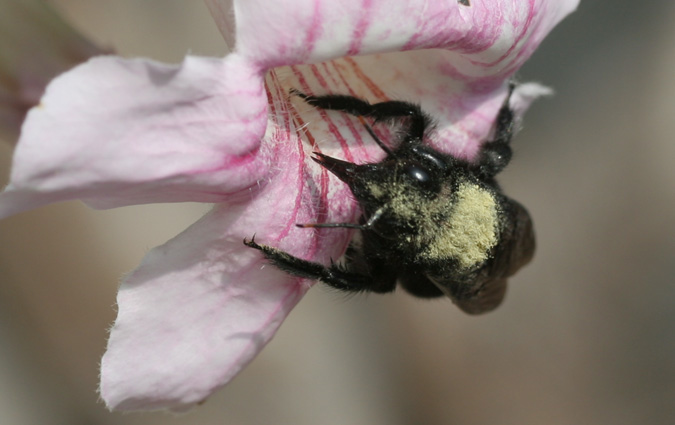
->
245, 86, 535, 314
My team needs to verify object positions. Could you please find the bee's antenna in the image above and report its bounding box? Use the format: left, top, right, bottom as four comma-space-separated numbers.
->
357, 116, 393, 155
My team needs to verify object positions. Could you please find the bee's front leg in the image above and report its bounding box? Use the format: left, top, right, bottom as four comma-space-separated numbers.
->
244, 237, 395, 294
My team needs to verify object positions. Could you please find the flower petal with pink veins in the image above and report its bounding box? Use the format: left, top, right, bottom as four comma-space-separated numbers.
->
0, 53, 268, 218
207, 0, 579, 71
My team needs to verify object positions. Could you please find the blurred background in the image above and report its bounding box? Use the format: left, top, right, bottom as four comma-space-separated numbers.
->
0, 0, 673, 424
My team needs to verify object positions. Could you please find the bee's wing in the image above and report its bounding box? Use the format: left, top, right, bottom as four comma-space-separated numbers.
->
500, 198, 536, 277
453, 277, 508, 315
428, 274, 508, 315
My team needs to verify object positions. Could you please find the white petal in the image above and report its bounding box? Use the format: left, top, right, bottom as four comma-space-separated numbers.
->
100, 203, 309, 410
0, 54, 268, 218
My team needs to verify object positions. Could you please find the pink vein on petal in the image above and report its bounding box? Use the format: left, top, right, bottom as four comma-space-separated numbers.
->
308, 63, 332, 96
322, 61, 372, 158
310, 63, 369, 160
347, 0, 374, 56
221, 145, 261, 169
291, 65, 355, 162
281, 68, 336, 256
302, 0, 323, 62
283, 92, 331, 261
182, 145, 261, 177
318, 61, 341, 89
316, 140, 330, 228
469, 0, 536, 68
501, 2, 545, 73
343, 57, 388, 101
286, 134, 307, 240
328, 60, 360, 99
266, 73, 306, 243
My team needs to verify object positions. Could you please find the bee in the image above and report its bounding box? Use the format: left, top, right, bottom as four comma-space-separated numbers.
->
245, 86, 535, 314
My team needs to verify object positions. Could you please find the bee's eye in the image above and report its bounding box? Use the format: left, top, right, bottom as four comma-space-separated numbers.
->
405, 163, 433, 188
406, 164, 429, 182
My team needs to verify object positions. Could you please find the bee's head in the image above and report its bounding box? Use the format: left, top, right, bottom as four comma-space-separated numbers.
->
312, 145, 459, 236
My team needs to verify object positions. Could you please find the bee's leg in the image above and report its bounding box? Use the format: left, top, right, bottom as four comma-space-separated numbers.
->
292, 89, 422, 121
493, 82, 517, 145
476, 82, 517, 178
291, 90, 428, 149
244, 237, 396, 294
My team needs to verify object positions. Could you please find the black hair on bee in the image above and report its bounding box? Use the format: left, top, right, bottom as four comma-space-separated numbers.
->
245, 85, 535, 314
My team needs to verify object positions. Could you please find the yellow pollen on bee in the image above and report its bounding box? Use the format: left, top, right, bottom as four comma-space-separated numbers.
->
424, 183, 499, 269
367, 181, 386, 199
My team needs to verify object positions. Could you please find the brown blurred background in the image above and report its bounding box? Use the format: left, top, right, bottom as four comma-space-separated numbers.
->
1, 1, 674, 424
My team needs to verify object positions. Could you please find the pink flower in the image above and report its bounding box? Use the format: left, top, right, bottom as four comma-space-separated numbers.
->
0, 0, 579, 411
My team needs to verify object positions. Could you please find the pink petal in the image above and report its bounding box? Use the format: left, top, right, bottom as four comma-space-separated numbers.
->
101, 128, 355, 410
207, 0, 578, 159
0, 54, 269, 218
100, 205, 308, 410
208, 0, 579, 70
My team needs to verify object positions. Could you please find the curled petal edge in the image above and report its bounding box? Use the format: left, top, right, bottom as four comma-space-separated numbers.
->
0, 53, 269, 219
